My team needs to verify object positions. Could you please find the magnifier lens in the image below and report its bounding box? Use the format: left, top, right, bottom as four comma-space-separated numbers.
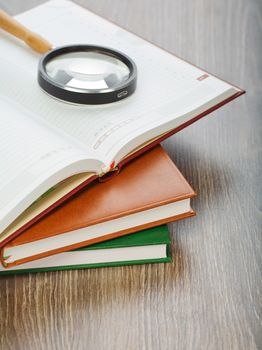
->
38, 45, 137, 104
45, 51, 131, 92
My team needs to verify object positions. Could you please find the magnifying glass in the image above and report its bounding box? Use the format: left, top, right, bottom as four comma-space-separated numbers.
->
0, 9, 137, 104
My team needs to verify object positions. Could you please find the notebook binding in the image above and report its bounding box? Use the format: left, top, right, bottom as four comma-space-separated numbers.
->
98, 161, 116, 177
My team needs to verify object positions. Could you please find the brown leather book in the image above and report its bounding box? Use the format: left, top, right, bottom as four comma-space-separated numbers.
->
0, 1, 244, 250
1, 146, 196, 268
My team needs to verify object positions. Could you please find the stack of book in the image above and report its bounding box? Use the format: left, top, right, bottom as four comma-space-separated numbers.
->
0, 1, 243, 275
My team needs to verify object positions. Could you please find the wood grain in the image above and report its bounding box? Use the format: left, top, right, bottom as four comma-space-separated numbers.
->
0, 1, 261, 349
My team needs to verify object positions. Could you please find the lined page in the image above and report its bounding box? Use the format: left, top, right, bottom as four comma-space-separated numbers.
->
0, 0, 239, 165
0, 98, 101, 233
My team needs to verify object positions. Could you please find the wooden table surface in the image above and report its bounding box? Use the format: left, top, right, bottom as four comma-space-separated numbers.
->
0, 1, 261, 349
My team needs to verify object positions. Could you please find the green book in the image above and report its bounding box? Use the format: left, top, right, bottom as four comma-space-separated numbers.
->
0, 226, 171, 275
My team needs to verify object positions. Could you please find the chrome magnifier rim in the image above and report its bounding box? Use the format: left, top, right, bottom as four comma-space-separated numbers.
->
38, 45, 137, 105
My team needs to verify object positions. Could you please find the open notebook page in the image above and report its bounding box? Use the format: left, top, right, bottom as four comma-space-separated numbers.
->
0, 99, 101, 233
0, 1, 240, 166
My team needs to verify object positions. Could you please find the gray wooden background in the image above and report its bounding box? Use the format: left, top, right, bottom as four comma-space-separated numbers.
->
0, 1, 261, 349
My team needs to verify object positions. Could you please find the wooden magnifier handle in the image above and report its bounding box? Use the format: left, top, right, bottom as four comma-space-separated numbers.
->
0, 9, 53, 54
